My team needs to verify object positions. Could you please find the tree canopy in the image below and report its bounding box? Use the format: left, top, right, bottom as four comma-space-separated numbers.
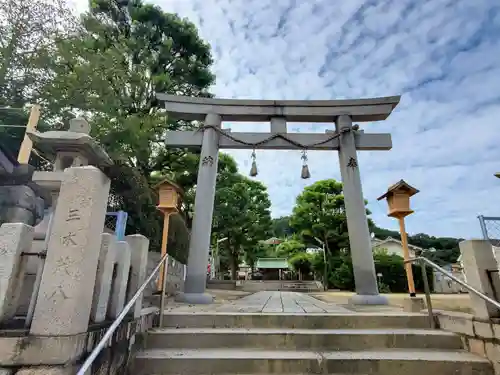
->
290, 179, 365, 254
271, 216, 294, 238
212, 166, 272, 279
34, 0, 216, 253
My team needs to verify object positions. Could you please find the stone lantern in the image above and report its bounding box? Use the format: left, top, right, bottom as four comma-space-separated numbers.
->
377, 179, 420, 300
27, 117, 113, 240
154, 179, 184, 291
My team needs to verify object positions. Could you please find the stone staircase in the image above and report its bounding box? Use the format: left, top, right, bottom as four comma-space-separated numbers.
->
131, 311, 494, 375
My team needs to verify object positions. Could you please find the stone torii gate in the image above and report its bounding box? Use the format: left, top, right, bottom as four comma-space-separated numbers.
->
157, 93, 400, 305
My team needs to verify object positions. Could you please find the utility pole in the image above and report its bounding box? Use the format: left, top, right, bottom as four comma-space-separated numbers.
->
215, 237, 228, 280
314, 237, 328, 291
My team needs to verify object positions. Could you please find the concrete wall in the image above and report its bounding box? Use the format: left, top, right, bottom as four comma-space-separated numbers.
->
207, 280, 236, 290
434, 269, 468, 294
0, 307, 158, 375
437, 311, 500, 374
145, 252, 185, 299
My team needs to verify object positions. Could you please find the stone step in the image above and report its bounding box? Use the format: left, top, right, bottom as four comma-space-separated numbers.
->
144, 327, 463, 350
160, 312, 430, 329
131, 348, 493, 375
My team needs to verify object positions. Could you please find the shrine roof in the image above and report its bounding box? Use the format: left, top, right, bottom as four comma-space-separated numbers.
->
255, 258, 290, 269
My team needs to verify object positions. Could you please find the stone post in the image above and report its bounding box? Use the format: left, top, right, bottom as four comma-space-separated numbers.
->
176, 113, 220, 304
108, 241, 131, 319
126, 234, 149, 318
91, 233, 117, 323
335, 115, 387, 305
30, 166, 111, 336
460, 240, 500, 319
0, 223, 34, 321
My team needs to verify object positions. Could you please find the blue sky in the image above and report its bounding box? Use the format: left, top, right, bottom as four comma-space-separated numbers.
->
73, 0, 500, 239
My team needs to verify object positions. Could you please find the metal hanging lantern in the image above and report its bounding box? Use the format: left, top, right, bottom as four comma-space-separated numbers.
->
249, 149, 258, 177
301, 149, 311, 179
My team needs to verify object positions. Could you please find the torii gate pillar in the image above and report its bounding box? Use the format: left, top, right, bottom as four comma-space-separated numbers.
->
336, 115, 387, 304
175, 114, 220, 304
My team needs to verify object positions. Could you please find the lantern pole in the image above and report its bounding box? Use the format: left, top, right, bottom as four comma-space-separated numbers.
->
398, 214, 416, 296
154, 178, 183, 293
377, 179, 420, 298
157, 209, 173, 292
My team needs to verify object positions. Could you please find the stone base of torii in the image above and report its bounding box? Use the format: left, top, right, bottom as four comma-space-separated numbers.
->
157, 93, 401, 305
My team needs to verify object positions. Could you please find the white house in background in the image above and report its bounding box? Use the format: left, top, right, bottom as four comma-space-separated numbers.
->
306, 247, 322, 254
371, 236, 424, 258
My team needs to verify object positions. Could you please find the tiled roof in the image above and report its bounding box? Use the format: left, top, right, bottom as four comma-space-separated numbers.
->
372, 236, 424, 252
255, 258, 289, 269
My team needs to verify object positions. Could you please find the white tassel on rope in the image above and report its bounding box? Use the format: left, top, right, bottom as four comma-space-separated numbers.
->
301, 149, 311, 179
249, 149, 258, 177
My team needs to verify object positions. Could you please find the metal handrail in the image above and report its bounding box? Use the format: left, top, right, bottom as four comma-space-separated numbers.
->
406, 256, 500, 329
77, 251, 170, 375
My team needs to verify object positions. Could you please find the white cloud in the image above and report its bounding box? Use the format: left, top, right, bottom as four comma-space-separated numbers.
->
75, 0, 500, 239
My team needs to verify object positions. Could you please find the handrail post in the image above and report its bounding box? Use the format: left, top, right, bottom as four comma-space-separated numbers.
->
420, 259, 435, 328
76, 252, 169, 375
405, 256, 500, 327
158, 255, 169, 328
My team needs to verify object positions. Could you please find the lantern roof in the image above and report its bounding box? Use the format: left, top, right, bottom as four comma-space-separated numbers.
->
377, 179, 419, 201
154, 178, 184, 196
26, 118, 113, 168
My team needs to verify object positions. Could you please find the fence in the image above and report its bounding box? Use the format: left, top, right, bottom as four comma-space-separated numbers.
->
478, 215, 500, 245
105, 211, 128, 240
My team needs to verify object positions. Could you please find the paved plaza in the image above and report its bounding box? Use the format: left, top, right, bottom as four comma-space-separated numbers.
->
163, 291, 405, 314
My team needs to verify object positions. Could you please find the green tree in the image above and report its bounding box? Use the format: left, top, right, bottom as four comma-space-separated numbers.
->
244, 242, 272, 274
372, 225, 462, 265
212, 165, 272, 279
0, 0, 75, 167
271, 216, 294, 238
36, 0, 215, 254
0, 0, 75, 106
288, 252, 313, 280
275, 239, 305, 258
290, 179, 373, 255
329, 254, 355, 290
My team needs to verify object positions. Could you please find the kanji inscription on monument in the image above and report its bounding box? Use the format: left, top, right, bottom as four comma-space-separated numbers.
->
55, 255, 73, 276
48, 285, 69, 300
61, 232, 77, 246
66, 208, 81, 222
30, 166, 111, 336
